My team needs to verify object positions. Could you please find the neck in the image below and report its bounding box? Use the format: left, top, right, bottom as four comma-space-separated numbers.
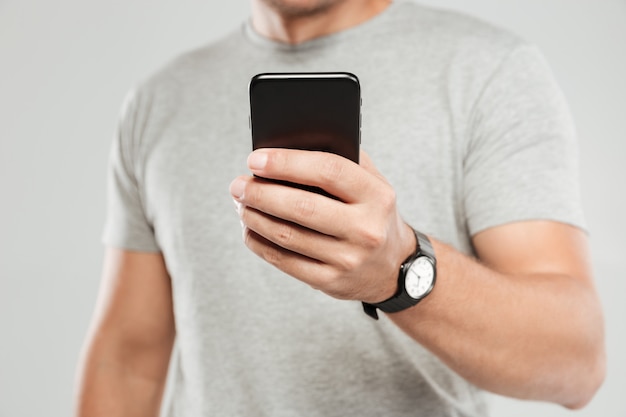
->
251, 0, 391, 45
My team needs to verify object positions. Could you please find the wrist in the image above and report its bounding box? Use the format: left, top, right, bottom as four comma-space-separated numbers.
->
367, 222, 418, 304
363, 226, 437, 320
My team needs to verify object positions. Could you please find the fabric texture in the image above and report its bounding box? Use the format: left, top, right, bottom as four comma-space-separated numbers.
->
102, 1, 585, 416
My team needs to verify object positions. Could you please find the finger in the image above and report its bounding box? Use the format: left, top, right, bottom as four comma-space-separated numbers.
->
243, 228, 339, 293
240, 205, 346, 265
230, 175, 351, 238
247, 149, 385, 204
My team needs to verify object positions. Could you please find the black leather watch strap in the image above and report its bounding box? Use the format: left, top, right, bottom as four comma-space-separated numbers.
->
415, 229, 433, 257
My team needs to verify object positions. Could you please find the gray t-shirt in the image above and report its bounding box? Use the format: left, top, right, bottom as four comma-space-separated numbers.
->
103, 1, 584, 416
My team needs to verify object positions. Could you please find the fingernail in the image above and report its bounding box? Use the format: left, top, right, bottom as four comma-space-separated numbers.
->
229, 178, 246, 200
248, 151, 268, 171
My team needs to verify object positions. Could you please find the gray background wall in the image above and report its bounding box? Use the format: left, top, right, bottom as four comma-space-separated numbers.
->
0, 1, 624, 416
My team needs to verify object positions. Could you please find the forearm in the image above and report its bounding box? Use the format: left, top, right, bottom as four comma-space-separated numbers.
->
388, 239, 605, 408
230, 149, 605, 407
75, 334, 172, 417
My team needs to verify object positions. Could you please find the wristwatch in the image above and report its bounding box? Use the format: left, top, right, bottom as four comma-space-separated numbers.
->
362, 229, 437, 320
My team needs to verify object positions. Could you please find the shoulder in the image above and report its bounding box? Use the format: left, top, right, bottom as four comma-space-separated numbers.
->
393, 1, 524, 49
119, 24, 249, 126
132, 25, 247, 104
388, 1, 531, 71
382, 2, 554, 120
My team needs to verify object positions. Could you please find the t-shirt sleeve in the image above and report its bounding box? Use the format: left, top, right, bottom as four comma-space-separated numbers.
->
463, 44, 586, 236
101, 89, 160, 252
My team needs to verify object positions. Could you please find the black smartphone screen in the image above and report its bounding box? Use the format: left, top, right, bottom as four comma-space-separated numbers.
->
249, 72, 361, 164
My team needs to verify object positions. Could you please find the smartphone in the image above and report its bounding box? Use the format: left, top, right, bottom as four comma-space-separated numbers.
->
249, 72, 361, 164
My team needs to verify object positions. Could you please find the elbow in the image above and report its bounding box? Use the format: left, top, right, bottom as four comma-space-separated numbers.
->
559, 282, 607, 410
562, 334, 606, 410
563, 354, 606, 410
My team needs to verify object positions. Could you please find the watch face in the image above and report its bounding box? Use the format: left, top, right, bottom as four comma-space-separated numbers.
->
405, 256, 435, 299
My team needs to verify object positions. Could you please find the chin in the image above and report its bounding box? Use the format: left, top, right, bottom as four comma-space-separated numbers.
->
261, 0, 344, 17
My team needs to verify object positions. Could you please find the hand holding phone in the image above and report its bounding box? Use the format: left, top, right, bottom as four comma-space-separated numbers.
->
249, 72, 361, 197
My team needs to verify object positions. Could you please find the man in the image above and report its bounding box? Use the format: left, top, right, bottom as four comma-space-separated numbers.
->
75, 0, 606, 416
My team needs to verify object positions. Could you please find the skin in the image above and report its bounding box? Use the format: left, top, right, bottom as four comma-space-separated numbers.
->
230, 149, 605, 408
75, 249, 175, 417
75, 1, 605, 415
251, 0, 391, 44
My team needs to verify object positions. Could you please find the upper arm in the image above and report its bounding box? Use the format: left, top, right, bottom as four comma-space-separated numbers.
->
471, 220, 594, 288
89, 248, 175, 375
